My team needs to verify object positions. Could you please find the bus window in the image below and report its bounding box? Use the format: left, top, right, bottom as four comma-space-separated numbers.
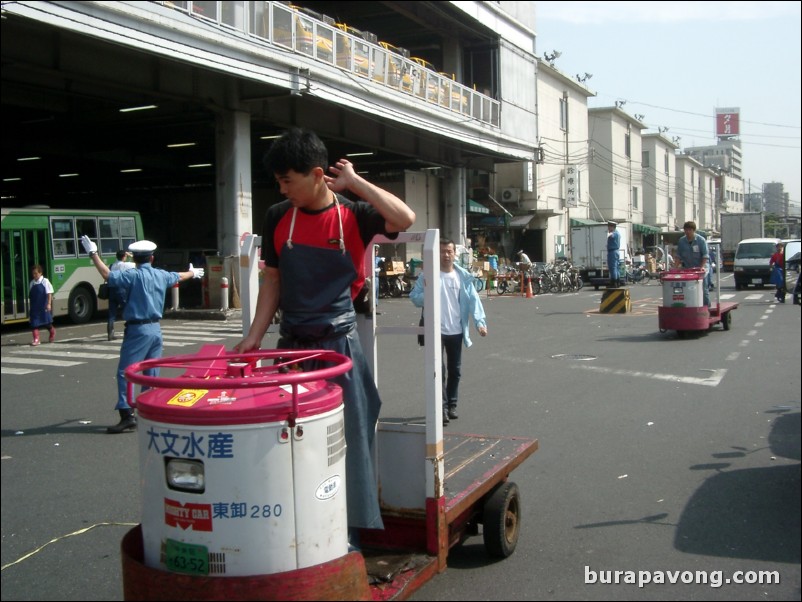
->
76, 218, 98, 244
99, 217, 137, 256
120, 217, 137, 250
51, 218, 77, 257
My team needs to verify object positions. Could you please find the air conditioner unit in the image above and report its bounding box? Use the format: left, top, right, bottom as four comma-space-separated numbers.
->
501, 188, 521, 203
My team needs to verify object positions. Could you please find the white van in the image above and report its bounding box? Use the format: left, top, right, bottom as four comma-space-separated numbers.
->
733, 238, 780, 290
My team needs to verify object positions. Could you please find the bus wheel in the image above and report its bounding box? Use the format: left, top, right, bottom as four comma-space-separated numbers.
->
68, 286, 95, 324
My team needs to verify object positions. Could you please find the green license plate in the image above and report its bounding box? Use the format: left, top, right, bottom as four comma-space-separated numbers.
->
164, 539, 209, 575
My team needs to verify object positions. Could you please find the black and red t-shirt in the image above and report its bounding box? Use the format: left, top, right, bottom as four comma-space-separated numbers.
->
261, 195, 395, 300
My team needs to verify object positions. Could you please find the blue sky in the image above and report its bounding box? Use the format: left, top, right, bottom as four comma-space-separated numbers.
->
534, 1, 801, 215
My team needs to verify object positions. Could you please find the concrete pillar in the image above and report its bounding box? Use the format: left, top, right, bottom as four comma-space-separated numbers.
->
216, 108, 253, 259
442, 167, 467, 245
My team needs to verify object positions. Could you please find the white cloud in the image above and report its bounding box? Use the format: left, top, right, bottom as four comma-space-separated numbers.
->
536, 1, 801, 25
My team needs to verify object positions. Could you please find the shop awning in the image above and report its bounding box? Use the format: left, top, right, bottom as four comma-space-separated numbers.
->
508, 215, 534, 228
633, 223, 662, 235
476, 215, 536, 228
467, 199, 490, 214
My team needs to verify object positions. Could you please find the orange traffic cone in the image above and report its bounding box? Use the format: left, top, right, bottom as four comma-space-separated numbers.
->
526, 277, 534, 298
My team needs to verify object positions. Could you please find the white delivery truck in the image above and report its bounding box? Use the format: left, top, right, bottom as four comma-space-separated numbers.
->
570, 222, 629, 285
720, 212, 764, 272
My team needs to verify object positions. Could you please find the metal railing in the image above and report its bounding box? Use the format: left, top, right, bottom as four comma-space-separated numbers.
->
157, 1, 500, 126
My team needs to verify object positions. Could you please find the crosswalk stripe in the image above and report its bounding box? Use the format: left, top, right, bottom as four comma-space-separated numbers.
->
159, 335, 228, 342
42, 343, 120, 351
161, 328, 220, 334
1, 366, 43, 375
162, 328, 240, 336
7, 349, 118, 360
2, 356, 84, 366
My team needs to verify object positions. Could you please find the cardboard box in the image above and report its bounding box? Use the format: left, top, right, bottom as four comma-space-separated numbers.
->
382, 261, 406, 275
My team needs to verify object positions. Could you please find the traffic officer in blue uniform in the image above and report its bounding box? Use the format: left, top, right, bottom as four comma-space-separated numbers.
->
81, 236, 204, 433
606, 221, 621, 287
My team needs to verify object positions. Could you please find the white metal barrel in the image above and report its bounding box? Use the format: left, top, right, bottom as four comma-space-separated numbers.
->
661, 269, 704, 308
132, 352, 349, 577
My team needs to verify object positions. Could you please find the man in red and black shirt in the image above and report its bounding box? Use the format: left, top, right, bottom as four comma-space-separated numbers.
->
235, 128, 415, 535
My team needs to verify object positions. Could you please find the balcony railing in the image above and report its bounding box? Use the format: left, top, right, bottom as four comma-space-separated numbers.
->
157, 1, 500, 127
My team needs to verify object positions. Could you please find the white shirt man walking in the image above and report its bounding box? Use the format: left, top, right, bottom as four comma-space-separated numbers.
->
410, 239, 488, 425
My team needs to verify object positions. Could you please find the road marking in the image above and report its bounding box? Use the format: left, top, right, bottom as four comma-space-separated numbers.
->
162, 332, 225, 342
745, 294, 763, 300
2, 356, 83, 366
161, 328, 235, 337
1, 366, 43, 375
726, 352, 740, 361
8, 348, 118, 360
40, 343, 119, 351
569, 364, 726, 387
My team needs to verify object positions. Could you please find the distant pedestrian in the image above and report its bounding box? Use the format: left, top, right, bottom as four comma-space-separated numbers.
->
410, 239, 488, 425
107, 250, 135, 340
28, 264, 56, 346
769, 242, 786, 303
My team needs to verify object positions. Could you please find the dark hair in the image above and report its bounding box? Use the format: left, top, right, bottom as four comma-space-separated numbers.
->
440, 239, 456, 249
264, 128, 328, 176
683, 221, 697, 230
116, 250, 127, 260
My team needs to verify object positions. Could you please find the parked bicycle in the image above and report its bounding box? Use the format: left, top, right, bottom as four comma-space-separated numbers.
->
495, 265, 521, 295
376, 258, 404, 298
472, 270, 486, 292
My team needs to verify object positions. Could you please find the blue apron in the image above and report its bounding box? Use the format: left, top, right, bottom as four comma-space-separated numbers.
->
276, 203, 384, 531
29, 281, 52, 328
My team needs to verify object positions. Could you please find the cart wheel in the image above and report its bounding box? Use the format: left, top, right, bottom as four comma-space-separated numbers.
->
722, 311, 732, 330
483, 482, 521, 558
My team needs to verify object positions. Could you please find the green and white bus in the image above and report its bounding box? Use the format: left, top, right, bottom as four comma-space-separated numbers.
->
2, 207, 145, 325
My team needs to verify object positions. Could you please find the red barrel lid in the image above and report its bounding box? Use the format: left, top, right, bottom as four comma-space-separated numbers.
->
126, 345, 351, 426
661, 268, 705, 282
135, 380, 342, 426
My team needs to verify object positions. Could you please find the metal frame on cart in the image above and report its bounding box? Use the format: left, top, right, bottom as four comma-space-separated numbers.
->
240, 229, 538, 599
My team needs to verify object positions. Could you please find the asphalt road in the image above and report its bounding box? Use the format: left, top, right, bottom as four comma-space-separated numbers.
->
2, 276, 800, 601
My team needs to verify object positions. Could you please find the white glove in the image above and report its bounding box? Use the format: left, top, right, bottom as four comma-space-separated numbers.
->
189, 263, 204, 279
80, 235, 97, 255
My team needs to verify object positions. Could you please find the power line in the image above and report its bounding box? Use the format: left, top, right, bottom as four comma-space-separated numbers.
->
594, 94, 801, 129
